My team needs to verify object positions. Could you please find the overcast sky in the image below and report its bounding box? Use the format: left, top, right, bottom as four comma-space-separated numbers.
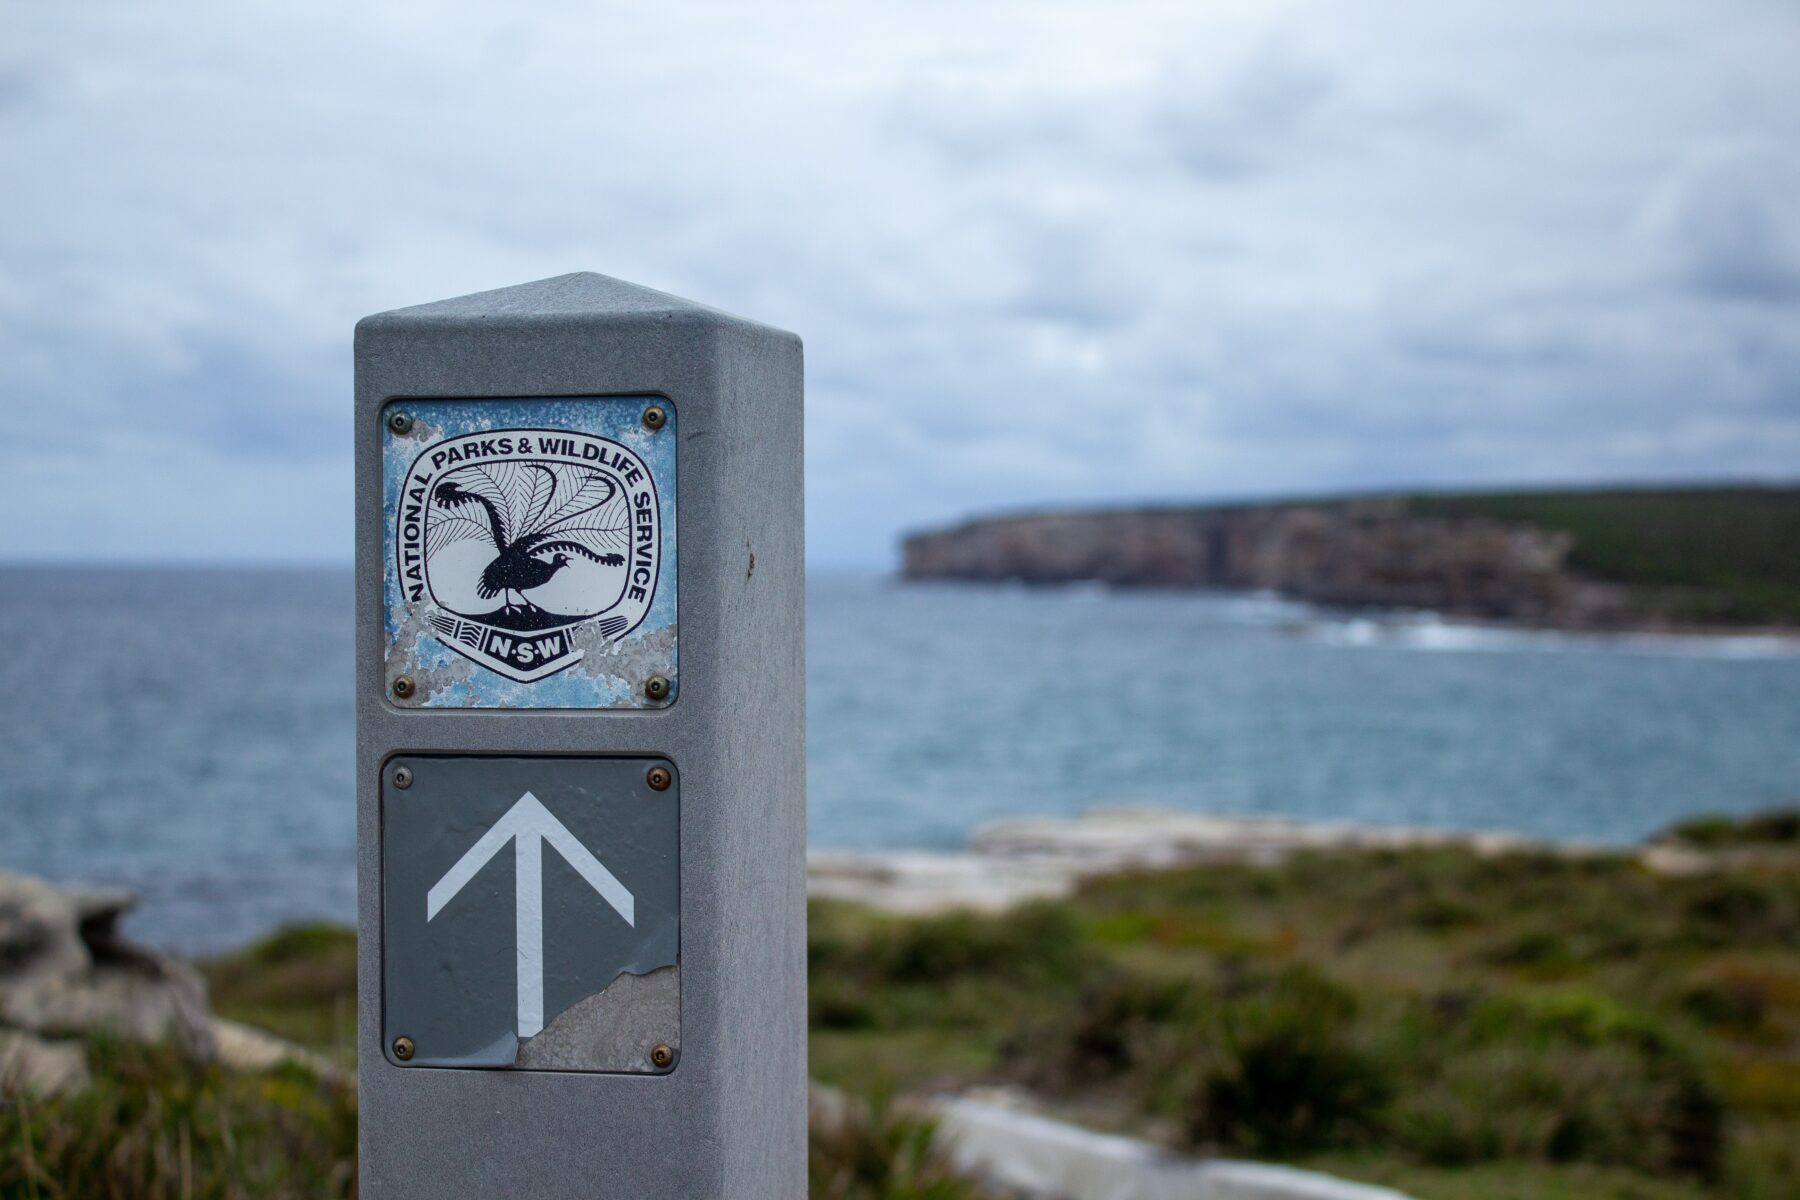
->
4, 0, 1797, 567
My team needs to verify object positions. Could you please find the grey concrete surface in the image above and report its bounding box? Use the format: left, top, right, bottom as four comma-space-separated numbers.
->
355, 273, 804, 1198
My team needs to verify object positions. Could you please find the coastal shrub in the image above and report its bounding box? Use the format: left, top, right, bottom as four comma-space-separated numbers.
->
1082, 911, 1159, 945
1480, 929, 1581, 973
1721, 1117, 1800, 1200
880, 903, 1087, 988
810, 845, 1800, 1195
240, 922, 356, 967
1394, 1044, 1719, 1176
1394, 990, 1724, 1178
809, 903, 908, 1030
1680, 975, 1770, 1034
1185, 966, 1392, 1157
810, 899, 1088, 992
1058, 974, 1193, 1077
1403, 892, 1480, 932
808, 1091, 1004, 1200
1678, 875, 1800, 949
1665, 808, 1800, 848
809, 899, 1093, 1036
201, 922, 358, 1054
1011, 970, 1198, 1096
811, 972, 882, 1030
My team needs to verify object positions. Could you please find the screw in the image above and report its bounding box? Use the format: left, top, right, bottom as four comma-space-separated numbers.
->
646, 765, 672, 792
641, 404, 667, 431
392, 676, 416, 700
644, 675, 672, 702
387, 411, 413, 435
393, 1036, 415, 1061
650, 1043, 674, 1068
392, 766, 413, 790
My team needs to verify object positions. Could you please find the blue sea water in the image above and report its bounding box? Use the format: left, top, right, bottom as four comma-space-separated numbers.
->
2, 566, 1797, 952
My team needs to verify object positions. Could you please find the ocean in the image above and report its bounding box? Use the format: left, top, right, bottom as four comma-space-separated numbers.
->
3, 566, 1797, 951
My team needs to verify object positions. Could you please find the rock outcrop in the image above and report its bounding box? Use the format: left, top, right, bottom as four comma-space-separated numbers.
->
0, 871, 214, 1072
1, 1029, 91, 1096
808, 808, 1560, 915
902, 499, 1630, 626
0, 868, 336, 1097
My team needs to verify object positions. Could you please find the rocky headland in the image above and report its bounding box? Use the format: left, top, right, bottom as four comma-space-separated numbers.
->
901, 487, 1800, 630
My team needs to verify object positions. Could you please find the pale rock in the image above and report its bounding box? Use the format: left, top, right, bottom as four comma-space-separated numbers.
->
935, 1093, 1418, 1200
808, 807, 1564, 915
0, 869, 214, 1061
212, 1016, 344, 1084
0, 1029, 90, 1098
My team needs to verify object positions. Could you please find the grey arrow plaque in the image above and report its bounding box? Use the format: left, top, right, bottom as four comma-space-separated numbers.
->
381, 755, 679, 1072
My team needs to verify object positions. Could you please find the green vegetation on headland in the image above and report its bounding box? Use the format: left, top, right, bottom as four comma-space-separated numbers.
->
6, 809, 1799, 1199
901, 484, 1800, 629
1402, 487, 1800, 626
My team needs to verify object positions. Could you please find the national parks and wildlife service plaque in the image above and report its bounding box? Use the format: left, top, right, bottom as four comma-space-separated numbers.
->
382, 397, 676, 708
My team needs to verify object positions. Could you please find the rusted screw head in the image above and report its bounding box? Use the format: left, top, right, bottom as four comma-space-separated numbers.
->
646, 765, 672, 792
392, 766, 413, 790
641, 405, 667, 431
644, 675, 672, 702
387, 411, 413, 435
393, 1036, 415, 1061
650, 1043, 674, 1068
392, 676, 416, 700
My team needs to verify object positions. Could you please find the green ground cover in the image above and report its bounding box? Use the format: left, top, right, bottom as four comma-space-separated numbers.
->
810, 822, 1800, 1198
2, 1040, 356, 1200
3, 926, 993, 1200
1401, 487, 1800, 625
6, 809, 1798, 1199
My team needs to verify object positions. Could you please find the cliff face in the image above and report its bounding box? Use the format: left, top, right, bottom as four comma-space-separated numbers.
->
902, 499, 1630, 625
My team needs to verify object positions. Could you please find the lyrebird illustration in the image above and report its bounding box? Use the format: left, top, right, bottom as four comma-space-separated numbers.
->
432, 464, 627, 615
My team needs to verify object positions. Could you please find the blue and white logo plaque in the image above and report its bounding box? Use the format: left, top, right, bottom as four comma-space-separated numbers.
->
383, 397, 676, 708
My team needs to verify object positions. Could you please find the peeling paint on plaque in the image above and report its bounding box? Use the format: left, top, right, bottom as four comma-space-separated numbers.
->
381, 756, 680, 1072
383, 397, 676, 708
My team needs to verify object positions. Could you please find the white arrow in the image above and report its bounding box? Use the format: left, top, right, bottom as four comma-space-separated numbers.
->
427, 791, 634, 1038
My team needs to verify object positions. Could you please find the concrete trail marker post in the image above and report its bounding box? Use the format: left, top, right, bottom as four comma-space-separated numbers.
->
355, 273, 804, 1197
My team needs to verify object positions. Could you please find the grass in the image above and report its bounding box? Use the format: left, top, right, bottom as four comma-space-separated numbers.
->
201, 923, 357, 1058
1, 1040, 356, 1200
1401, 487, 1800, 625
0, 935, 362, 1200
8, 809, 1800, 1198
809, 1092, 1005, 1200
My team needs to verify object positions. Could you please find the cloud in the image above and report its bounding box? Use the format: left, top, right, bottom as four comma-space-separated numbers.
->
0, 66, 36, 114
0, 0, 1797, 568
1152, 41, 1340, 180
1642, 141, 1800, 301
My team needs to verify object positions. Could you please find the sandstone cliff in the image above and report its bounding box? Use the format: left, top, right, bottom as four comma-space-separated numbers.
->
901, 498, 1634, 626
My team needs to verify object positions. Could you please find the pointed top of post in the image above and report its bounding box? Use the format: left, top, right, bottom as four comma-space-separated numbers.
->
359, 271, 783, 336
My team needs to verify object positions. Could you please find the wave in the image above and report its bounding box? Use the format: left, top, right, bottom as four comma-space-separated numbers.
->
1295, 612, 1800, 660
